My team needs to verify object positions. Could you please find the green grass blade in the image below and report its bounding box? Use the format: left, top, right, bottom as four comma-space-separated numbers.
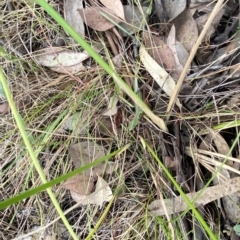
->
0, 147, 123, 210
0, 67, 79, 240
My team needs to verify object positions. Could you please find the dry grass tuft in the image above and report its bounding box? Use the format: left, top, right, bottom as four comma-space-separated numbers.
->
1, 0, 240, 239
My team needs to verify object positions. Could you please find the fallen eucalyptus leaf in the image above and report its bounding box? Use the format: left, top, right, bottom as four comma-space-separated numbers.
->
142, 32, 175, 72
167, 25, 189, 78
149, 177, 240, 216
59, 174, 94, 195
95, 117, 114, 137
195, 7, 225, 42
64, 0, 85, 38
35, 44, 102, 73
69, 142, 117, 176
140, 46, 181, 108
164, 0, 186, 21
78, 6, 122, 31
99, 0, 125, 20
71, 176, 113, 207
35, 47, 89, 67
50, 64, 85, 74
171, 9, 198, 52
208, 130, 240, 223
175, 41, 189, 72
119, 6, 148, 36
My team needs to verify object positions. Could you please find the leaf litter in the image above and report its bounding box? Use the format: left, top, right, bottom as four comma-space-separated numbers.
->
149, 177, 240, 216
78, 6, 123, 31
1, 0, 240, 239
59, 141, 117, 206
140, 45, 181, 108
64, 0, 85, 38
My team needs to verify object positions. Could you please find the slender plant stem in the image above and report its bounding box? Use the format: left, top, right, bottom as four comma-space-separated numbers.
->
85, 196, 116, 240
0, 67, 79, 240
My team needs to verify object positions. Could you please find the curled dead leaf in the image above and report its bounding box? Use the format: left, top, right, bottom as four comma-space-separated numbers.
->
34, 44, 102, 74
35, 47, 89, 67
50, 63, 85, 74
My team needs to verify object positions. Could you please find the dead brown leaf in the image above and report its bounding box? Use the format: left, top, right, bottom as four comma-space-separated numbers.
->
119, 6, 148, 36
35, 47, 89, 67
70, 176, 113, 206
175, 41, 189, 72
140, 45, 181, 108
64, 0, 85, 38
149, 177, 240, 216
142, 32, 175, 72
195, 8, 225, 42
69, 141, 105, 168
99, 0, 125, 20
50, 64, 85, 74
95, 117, 114, 137
198, 130, 240, 223
164, 0, 186, 21
171, 9, 198, 52
69, 142, 117, 176
59, 174, 94, 195
78, 6, 122, 31
208, 130, 233, 167
167, 25, 187, 78
34, 47, 91, 73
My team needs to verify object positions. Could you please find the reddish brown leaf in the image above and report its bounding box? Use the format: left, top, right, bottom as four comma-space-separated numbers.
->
142, 32, 175, 72
78, 6, 122, 31
59, 174, 94, 195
